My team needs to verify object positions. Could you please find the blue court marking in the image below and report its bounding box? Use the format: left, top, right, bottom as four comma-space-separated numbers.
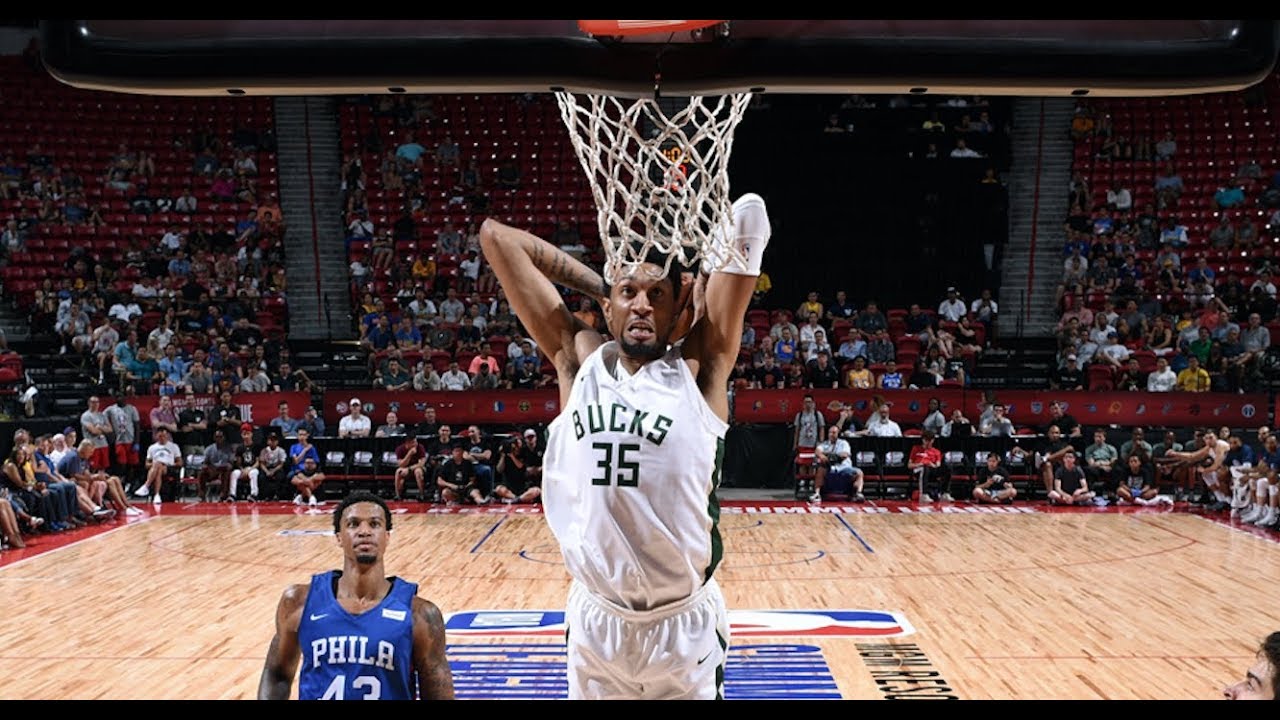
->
445, 642, 842, 699
834, 514, 875, 553
470, 517, 506, 554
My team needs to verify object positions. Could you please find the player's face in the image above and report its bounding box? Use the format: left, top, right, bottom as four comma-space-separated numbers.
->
1224, 654, 1276, 699
604, 263, 677, 362
337, 502, 389, 566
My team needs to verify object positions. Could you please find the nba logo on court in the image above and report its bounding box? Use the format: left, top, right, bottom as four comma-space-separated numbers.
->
445, 609, 914, 638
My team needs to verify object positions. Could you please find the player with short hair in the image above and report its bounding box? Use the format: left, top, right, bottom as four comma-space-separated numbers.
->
481, 190, 769, 699
258, 491, 454, 700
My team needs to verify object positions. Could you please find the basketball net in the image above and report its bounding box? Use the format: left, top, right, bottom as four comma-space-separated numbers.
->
555, 91, 752, 283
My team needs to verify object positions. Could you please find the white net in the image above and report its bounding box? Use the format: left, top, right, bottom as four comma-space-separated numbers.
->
555, 91, 752, 283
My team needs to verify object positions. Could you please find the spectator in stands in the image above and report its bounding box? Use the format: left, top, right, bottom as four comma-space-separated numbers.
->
876, 360, 904, 390
471, 362, 500, 390
394, 131, 427, 167
439, 288, 466, 324
979, 403, 1014, 437
1050, 354, 1085, 390
1083, 428, 1118, 492
854, 301, 887, 339
290, 406, 321, 439
375, 411, 407, 438
1175, 355, 1211, 392
391, 432, 431, 502
441, 360, 471, 391
378, 358, 411, 392
866, 328, 895, 364
753, 354, 785, 389
1114, 453, 1166, 506
908, 359, 940, 390
774, 327, 798, 364
970, 289, 998, 333
810, 424, 864, 503
937, 287, 966, 323
806, 350, 839, 389
971, 452, 1016, 504
204, 391, 238, 442
337, 398, 372, 439
840, 355, 872, 390
865, 402, 903, 438
909, 430, 952, 503
838, 331, 867, 363
949, 137, 981, 158
438, 442, 486, 505
798, 311, 823, 349
827, 290, 857, 323
61, 439, 138, 518
1154, 131, 1177, 161
267, 401, 299, 440
412, 360, 442, 391
196, 429, 234, 502
1154, 164, 1184, 210
1047, 448, 1095, 506
792, 395, 825, 454
804, 329, 832, 364
796, 292, 824, 325
56, 301, 92, 355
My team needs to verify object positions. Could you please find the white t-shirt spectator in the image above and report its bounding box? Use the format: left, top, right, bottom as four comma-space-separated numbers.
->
938, 298, 967, 323
441, 369, 472, 391
109, 302, 143, 323
338, 414, 372, 438
1146, 368, 1177, 392
816, 438, 853, 472
147, 440, 181, 466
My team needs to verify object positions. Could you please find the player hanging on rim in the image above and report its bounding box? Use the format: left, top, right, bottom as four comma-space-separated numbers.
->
481, 188, 769, 699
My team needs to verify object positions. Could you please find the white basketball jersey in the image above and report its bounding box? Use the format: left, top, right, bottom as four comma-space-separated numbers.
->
544, 341, 729, 612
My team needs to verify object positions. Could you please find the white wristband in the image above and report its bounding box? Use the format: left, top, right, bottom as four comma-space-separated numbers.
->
703, 193, 771, 276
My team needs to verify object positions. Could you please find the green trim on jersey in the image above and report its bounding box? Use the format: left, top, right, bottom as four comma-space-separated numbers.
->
704, 437, 725, 583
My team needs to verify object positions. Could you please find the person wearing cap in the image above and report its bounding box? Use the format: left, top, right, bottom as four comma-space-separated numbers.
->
1050, 354, 1085, 391
338, 398, 371, 439
1097, 330, 1130, 369
436, 442, 487, 506
938, 287, 967, 323
494, 428, 545, 504
297, 406, 326, 438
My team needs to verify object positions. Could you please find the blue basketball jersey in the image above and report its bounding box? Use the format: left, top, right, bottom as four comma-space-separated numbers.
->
297, 571, 418, 700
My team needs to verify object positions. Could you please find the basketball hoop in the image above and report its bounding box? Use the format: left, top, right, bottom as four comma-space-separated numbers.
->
555, 91, 752, 284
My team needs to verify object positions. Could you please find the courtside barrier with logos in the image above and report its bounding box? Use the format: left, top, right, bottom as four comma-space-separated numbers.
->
732, 389, 1270, 428
133, 391, 312, 428
318, 388, 1270, 429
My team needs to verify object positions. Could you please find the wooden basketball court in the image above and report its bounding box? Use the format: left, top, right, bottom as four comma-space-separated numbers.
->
0, 500, 1274, 699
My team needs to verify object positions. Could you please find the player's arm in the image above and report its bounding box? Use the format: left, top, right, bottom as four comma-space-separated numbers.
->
479, 219, 604, 379
685, 194, 771, 420
257, 583, 307, 700
411, 596, 455, 700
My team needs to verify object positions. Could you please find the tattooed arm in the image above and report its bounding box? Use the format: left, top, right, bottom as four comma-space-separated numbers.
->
412, 596, 456, 700
479, 219, 605, 403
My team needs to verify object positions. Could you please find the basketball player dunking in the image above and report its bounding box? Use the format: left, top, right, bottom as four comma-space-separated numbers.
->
258, 491, 454, 700
480, 194, 770, 699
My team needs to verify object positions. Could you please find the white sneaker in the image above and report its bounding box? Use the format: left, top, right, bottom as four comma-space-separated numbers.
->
1133, 497, 1149, 506
1258, 507, 1279, 528
124, 506, 144, 517
1155, 494, 1175, 506
807, 492, 822, 503
133, 485, 150, 497
293, 494, 303, 506
152, 493, 162, 505
1231, 484, 1251, 509
939, 493, 955, 503
1242, 505, 1265, 523
919, 494, 935, 503
308, 496, 318, 507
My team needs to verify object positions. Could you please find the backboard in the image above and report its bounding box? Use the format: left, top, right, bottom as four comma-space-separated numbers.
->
39, 19, 1280, 98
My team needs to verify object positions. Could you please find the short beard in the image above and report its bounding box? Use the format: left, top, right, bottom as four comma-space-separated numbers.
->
355, 553, 377, 565
619, 337, 666, 362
